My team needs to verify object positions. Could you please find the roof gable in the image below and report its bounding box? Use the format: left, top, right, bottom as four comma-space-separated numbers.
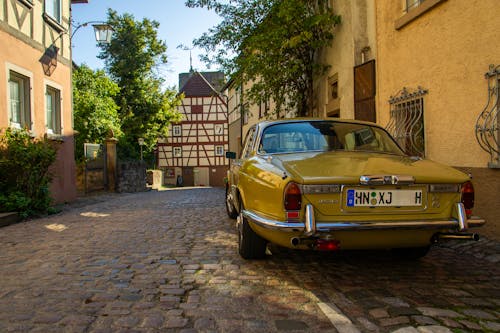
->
179, 71, 225, 97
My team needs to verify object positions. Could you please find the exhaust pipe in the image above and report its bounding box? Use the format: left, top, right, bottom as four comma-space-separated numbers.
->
291, 237, 300, 246
433, 232, 479, 242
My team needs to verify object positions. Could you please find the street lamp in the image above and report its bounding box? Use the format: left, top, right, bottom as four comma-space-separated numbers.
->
42, 21, 113, 76
138, 138, 145, 161
71, 21, 113, 43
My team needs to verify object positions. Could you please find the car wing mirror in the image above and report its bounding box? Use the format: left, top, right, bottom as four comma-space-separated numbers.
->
225, 151, 237, 159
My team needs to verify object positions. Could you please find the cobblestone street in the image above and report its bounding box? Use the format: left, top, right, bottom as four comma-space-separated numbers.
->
0, 187, 499, 333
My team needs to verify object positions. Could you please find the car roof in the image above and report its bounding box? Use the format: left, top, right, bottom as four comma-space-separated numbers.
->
256, 118, 384, 130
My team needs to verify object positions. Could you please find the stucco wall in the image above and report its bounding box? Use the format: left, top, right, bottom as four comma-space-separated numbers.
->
375, 0, 500, 168
0, 1, 76, 203
314, 0, 377, 119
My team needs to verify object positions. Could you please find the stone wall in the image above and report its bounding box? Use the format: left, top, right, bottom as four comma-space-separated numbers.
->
116, 161, 147, 193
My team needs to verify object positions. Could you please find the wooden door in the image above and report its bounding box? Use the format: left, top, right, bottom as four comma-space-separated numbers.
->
182, 167, 194, 186
354, 60, 376, 122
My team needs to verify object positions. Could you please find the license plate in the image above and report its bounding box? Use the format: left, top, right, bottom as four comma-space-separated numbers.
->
346, 189, 423, 207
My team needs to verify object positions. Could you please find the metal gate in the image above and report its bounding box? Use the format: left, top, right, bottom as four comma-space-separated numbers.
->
354, 60, 376, 122
84, 143, 107, 193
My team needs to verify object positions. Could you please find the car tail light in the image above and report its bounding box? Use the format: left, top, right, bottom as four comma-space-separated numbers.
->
284, 182, 302, 211
461, 181, 474, 218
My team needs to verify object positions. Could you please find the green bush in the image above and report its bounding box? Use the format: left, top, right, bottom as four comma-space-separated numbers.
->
0, 128, 57, 218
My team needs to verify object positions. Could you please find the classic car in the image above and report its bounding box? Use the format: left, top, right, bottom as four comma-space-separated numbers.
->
225, 118, 486, 259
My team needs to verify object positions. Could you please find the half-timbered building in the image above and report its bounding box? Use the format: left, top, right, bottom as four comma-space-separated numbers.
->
157, 71, 229, 187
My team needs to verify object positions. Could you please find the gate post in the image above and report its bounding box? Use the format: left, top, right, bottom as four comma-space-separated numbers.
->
105, 138, 118, 192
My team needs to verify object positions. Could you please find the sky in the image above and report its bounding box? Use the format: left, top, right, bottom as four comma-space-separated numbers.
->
71, 0, 222, 89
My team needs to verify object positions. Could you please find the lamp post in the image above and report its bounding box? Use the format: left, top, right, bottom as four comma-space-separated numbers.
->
138, 138, 145, 161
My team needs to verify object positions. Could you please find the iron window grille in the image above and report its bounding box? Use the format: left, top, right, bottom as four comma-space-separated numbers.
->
386, 86, 428, 157
475, 64, 500, 168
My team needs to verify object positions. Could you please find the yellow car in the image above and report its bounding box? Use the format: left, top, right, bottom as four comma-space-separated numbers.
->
225, 118, 486, 259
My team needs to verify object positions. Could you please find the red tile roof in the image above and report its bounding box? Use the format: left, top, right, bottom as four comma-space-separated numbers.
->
179, 71, 225, 97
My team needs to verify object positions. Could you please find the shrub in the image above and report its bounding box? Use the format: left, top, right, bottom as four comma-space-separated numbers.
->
0, 128, 57, 218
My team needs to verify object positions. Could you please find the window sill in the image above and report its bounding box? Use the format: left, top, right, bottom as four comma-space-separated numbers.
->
45, 133, 64, 142
43, 13, 66, 33
395, 0, 447, 30
18, 0, 34, 9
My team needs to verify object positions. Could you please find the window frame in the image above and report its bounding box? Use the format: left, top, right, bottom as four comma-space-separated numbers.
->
396, 0, 447, 30
44, 0, 62, 23
18, 0, 34, 9
172, 125, 182, 137
45, 85, 62, 135
6, 65, 33, 131
215, 145, 224, 156
173, 147, 182, 158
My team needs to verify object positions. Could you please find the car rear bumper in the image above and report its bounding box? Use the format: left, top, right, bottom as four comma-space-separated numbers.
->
242, 203, 486, 235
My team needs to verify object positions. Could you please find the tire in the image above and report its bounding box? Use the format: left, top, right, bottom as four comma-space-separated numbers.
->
225, 185, 238, 219
392, 246, 430, 259
238, 202, 267, 259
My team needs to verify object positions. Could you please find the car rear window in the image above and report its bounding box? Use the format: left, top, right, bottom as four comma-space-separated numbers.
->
258, 121, 405, 155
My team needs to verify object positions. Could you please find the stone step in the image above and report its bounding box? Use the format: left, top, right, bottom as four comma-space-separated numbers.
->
0, 212, 21, 227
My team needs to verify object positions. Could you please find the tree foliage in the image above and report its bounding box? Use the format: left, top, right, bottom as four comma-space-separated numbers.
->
0, 128, 57, 217
98, 9, 182, 160
73, 65, 121, 161
185, 0, 341, 116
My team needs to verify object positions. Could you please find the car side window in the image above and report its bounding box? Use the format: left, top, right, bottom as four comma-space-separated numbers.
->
241, 127, 257, 159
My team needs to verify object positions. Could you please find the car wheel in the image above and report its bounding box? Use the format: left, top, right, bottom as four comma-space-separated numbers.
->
225, 185, 238, 219
238, 202, 267, 259
392, 246, 430, 259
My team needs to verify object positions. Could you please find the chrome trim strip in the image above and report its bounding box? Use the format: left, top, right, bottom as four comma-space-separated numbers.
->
242, 209, 485, 233
429, 184, 460, 193
301, 184, 341, 194
304, 204, 315, 236
360, 175, 415, 185
457, 202, 468, 231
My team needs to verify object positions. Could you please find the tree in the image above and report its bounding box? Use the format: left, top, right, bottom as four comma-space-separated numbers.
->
98, 10, 182, 161
186, 0, 341, 116
73, 65, 122, 161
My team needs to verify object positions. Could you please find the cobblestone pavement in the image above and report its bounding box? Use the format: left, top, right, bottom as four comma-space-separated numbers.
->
0, 187, 499, 333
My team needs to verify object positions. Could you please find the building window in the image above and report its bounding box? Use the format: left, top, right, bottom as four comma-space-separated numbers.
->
8, 71, 31, 130
46, 86, 61, 134
173, 125, 181, 136
405, 0, 424, 12
45, 0, 61, 23
259, 98, 270, 119
173, 147, 182, 157
327, 73, 340, 117
215, 145, 224, 156
396, 0, 447, 30
214, 124, 223, 135
386, 87, 428, 157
